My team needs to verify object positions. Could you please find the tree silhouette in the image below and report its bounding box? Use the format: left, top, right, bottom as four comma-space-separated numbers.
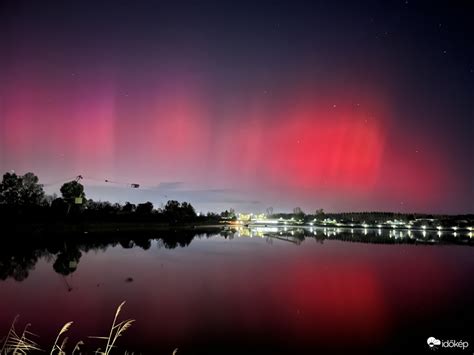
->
53, 248, 82, 276
181, 201, 197, 220
0, 172, 44, 206
163, 200, 197, 222
315, 208, 325, 219
122, 202, 136, 213
21, 172, 45, 205
136, 201, 153, 214
293, 207, 305, 219
60, 181, 85, 202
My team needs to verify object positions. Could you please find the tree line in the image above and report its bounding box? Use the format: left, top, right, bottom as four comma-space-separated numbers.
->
0, 171, 217, 224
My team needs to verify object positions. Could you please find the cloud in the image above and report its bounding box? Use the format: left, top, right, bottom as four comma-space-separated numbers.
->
77, 184, 261, 211
156, 182, 184, 190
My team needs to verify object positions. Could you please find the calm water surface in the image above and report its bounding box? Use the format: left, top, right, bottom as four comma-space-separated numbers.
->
1, 228, 473, 354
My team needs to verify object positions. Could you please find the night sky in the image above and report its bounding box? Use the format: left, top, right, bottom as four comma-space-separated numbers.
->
1, 0, 473, 213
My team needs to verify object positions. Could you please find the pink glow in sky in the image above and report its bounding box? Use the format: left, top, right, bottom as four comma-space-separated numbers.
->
0, 74, 465, 213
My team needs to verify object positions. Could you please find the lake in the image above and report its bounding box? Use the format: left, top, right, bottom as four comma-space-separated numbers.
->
1, 227, 473, 354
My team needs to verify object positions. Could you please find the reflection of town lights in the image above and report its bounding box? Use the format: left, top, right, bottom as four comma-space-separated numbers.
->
453, 232, 457, 237
350, 229, 354, 234
422, 231, 427, 237
378, 229, 382, 236
437, 231, 442, 237
364, 229, 368, 235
